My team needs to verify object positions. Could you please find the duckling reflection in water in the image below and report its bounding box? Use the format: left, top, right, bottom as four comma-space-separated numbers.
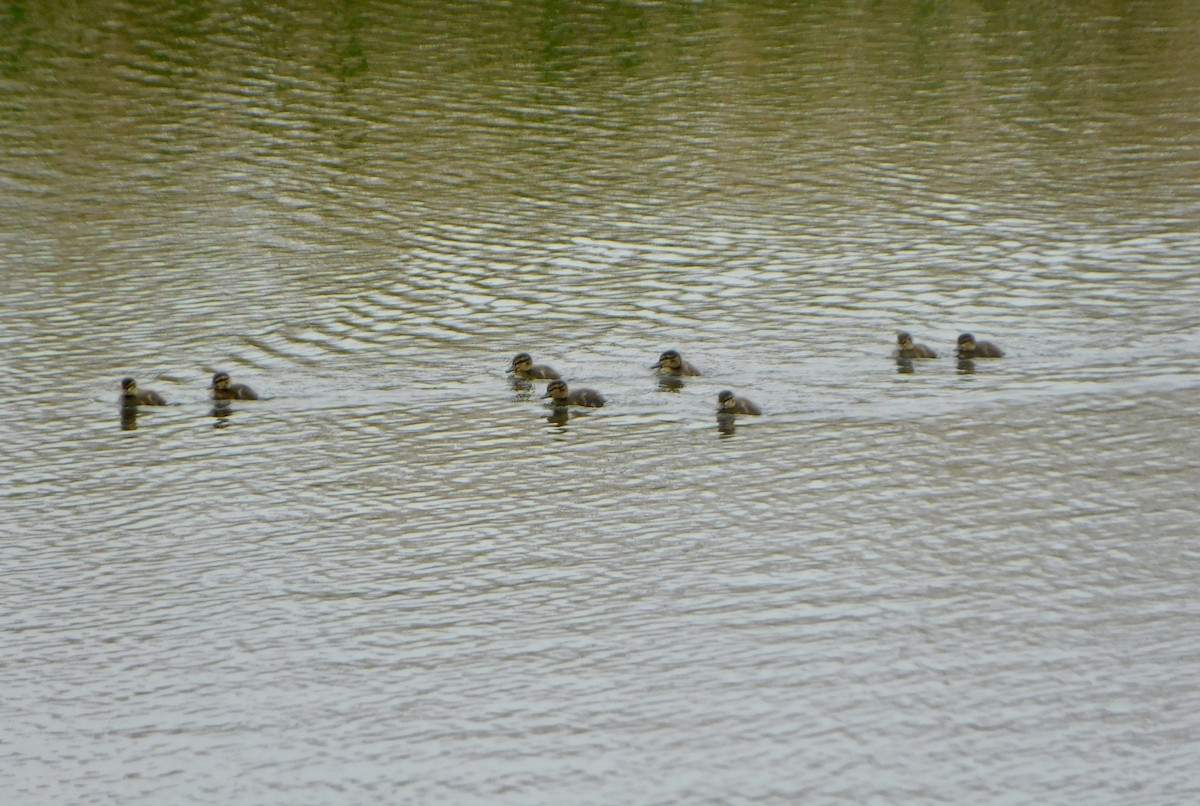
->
955, 333, 1004, 359
895, 331, 938, 359
209, 398, 235, 428
509, 352, 561, 380
119, 404, 139, 431
543, 379, 606, 408
211, 371, 259, 400
120, 377, 167, 406
651, 349, 701, 377
717, 390, 761, 415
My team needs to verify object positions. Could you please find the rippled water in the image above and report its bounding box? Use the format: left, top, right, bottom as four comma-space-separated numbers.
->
3, 1, 1199, 802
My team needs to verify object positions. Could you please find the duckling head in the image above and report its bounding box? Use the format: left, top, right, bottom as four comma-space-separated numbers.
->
542, 379, 569, 403
652, 350, 682, 371
510, 353, 533, 373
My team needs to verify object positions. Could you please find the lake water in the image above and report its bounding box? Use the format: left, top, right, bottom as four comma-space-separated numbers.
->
3, 1, 1199, 803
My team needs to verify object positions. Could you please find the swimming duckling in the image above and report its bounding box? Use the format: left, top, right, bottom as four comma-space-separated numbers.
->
955, 333, 1004, 359
211, 371, 259, 400
651, 349, 701, 376
120, 377, 167, 406
717, 390, 761, 415
509, 352, 561, 380
895, 331, 938, 359
543, 379, 605, 407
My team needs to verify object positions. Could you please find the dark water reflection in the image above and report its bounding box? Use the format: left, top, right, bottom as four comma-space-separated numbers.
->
716, 412, 739, 438
209, 399, 234, 428
545, 405, 571, 428
3, 1, 1200, 803
656, 375, 685, 393
118, 402, 139, 431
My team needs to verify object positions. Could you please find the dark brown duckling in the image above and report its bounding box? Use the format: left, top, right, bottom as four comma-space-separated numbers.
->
543, 379, 605, 408
651, 349, 701, 376
895, 331, 938, 359
120, 377, 167, 406
956, 333, 1004, 359
211, 371, 259, 400
509, 352, 561, 380
717, 390, 761, 415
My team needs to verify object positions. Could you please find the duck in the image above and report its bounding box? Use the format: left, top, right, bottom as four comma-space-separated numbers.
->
120, 377, 167, 406
543, 379, 605, 407
895, 331, 938, 359
211, 371, 259, 400
651, 349, 701, 376
509, 352, 561, 380
955, 333, 1004, 359
717, 390, 761, 415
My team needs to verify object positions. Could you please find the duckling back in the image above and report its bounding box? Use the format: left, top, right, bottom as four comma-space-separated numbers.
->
569, 388, 606, 407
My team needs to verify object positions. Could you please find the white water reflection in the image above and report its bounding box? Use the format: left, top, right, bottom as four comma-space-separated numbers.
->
3, 1, 1199, 803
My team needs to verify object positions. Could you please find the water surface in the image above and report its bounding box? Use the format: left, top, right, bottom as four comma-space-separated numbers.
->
3, 1, 1199, 803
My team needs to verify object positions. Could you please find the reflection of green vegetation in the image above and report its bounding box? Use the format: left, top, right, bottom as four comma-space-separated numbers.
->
0, 2, 30, 77
2, 0, 1198, 204
332, 0, 368, 80
336, 34, 367, 79
541, 0, 652, 76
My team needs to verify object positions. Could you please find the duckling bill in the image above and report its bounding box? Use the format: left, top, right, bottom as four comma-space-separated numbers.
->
211, 372, 259, 400
651, 349, 700, 376
955, 333, 1004, 359
543, 379, 605, 407
119, 377, 167, 406
509, 352, 561, 380
717, 390, 761, 415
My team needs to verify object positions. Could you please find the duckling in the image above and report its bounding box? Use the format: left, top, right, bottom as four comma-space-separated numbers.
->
211, 371, 259, 400
509, 352, 561, 380
955, 333, 1004, 359
651, 349, 701, 376
895, 331, 938, 359
717, 390, 761, 415
120, 377, 167, 406
543, 379, 605, 408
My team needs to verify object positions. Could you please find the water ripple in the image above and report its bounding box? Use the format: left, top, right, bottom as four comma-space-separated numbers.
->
4, 1, 1199, 803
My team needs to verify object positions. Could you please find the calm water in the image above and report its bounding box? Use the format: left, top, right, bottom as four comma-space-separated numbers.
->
3, 1, 1199, 803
